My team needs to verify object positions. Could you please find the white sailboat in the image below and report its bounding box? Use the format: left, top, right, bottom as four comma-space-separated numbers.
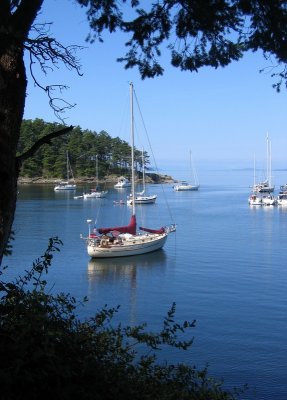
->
277, 184, 287, 206
277, 192, 287, 206
127, 149, 157, 205
54, 151, 77, 191
248, 155, 262, 205
83, 155, 108, 199
253, 134, 274, 193
248, 193, 263, 206
173, 150, 199, 191
262, 194, 277, 206
82, 82, 176, 258
114, 176, 131, 188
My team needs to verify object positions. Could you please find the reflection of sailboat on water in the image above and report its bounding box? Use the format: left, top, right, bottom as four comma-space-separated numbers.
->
82, 82, 176, 258
87, 250, 167, 280
87, 250, 167, 326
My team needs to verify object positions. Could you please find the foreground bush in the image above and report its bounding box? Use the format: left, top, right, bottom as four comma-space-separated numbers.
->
0, 238, 245, 400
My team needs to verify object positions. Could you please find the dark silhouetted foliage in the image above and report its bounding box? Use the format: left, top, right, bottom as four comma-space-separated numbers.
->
0, 238, 247, 399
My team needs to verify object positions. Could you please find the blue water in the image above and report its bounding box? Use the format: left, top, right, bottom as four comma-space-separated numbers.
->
4, 169, 287, 399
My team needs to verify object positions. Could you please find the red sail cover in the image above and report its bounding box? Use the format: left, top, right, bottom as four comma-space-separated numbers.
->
98, 215, 136, 235
139, 226, 165, 234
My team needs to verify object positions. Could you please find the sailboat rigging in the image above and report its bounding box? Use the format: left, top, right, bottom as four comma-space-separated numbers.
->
82, 82, 175, 258
54, 151, 77, 191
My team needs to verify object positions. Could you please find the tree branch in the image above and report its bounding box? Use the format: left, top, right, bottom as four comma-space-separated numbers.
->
16, 125, 74, 168
24, 23, 84, 121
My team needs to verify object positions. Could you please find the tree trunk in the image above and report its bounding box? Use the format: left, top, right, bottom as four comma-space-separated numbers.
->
0, 0, 44, 264
0, 45, 27, 264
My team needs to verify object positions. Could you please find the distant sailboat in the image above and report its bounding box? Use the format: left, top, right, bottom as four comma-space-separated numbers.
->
248, 192, 263, 206
173, 150, 199, 191
82, 82, 175, 258
54, 151, 77, 191
127, 149, 157, 205
83, 155, 108, 199
114, 176, 131, 188
253, 134, 274, 193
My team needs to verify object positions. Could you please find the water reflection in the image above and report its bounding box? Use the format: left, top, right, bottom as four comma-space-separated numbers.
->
87, 250, 167, 283
86, 250, 168, 326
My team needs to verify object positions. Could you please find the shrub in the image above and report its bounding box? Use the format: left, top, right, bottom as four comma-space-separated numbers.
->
0, 238, 245, 399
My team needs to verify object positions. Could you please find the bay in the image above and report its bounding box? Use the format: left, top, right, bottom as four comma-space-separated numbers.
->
4, 169, 287, 400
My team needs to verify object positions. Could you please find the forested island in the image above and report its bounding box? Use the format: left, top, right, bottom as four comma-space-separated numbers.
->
18, 119, 173, 184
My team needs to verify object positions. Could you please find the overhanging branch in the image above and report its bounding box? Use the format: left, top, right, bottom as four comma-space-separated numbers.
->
16, 125, 74, 169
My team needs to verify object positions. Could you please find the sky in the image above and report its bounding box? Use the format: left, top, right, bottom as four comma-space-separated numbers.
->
23, 0, 287, 179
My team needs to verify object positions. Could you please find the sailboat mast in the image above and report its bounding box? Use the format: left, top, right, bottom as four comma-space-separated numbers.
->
142, 148, 145, 193
253, 154, 256, 187
66, 151, 69, 181
266, 133, 269, 183
130, 82, 136, 216
269, 139, 272, 187
190, 149, 198, 186
96, 154, 98, 186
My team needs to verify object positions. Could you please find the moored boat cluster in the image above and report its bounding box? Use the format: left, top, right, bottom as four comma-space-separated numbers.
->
248, 184, 287, 206
248, 134, 287, 206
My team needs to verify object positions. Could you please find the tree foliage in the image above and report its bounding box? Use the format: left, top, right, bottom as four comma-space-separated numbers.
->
18, 119, 148, 179
0, 238, 246, 399
80, 0, 287, 90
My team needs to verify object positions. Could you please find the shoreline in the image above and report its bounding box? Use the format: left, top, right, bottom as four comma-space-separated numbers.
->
17, 174, 175, 185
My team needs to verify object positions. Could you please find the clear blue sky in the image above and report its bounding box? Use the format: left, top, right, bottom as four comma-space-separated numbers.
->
23, 0, 287, 178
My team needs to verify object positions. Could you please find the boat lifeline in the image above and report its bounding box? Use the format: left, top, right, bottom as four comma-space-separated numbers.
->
82, 83, 175, 258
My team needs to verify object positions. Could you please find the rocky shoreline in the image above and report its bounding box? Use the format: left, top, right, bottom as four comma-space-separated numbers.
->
17, 174, 175, 185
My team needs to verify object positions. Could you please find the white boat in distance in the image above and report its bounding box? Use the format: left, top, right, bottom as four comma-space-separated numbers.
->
54, 151, 77, 191
173, 150, 199, 191
127, 149, 157, 205
277, 185, 287, 206
173, 180, 199, 191
248, 193, 277, 206
114, 176, 131, 188
277, 192, 287, 206
83, 155, 108, 199
82, 82, 176, 258
83, 188, 108, 199
127, 193, 157, 205
248, 193, 263, 206
262, 194, 277, 206
253, 135, 274, 193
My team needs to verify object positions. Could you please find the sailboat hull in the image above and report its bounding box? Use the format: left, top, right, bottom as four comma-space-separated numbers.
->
87, 232, 168, 258
54, 183, 76, 191
83, 191, 108, 199
127, 195, 157, 205
174, 184, 199, 191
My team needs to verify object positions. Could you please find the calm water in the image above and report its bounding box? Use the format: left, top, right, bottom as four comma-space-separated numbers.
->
4, 169, 287, 399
